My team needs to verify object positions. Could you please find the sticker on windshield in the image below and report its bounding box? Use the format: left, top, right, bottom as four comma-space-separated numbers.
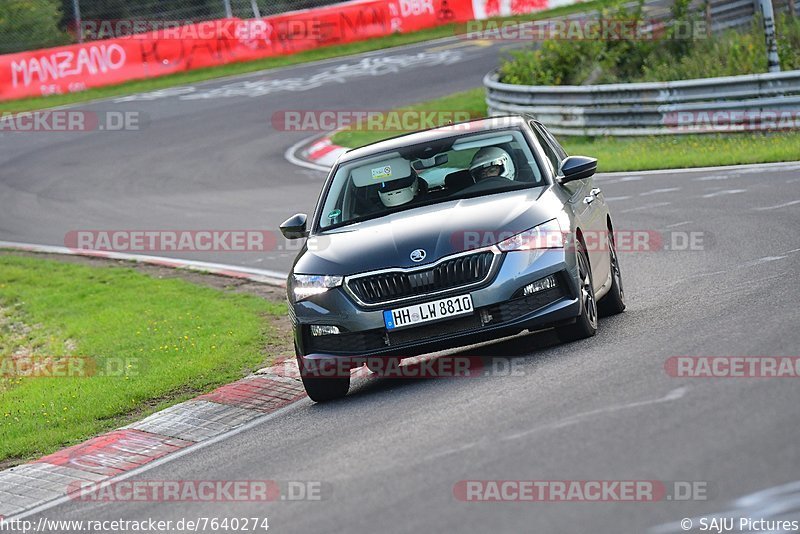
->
327, 209, 341, 219
371, 165, 392, 180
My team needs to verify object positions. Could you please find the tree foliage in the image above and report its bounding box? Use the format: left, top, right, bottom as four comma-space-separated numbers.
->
0, 0, 71, 55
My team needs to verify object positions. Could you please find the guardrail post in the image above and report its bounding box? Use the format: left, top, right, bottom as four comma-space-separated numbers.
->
251, 0, 262, 18
757, 0, 782, 72
72, 0, 83, 44
222, 0, 234, 18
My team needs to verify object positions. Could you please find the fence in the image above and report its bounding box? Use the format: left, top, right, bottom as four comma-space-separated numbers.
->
3, 0, 798, 54
64, 0, 348, 23
484, 69, 800, 135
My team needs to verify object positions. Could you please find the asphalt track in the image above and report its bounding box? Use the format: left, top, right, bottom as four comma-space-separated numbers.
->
2, 32, 800, 533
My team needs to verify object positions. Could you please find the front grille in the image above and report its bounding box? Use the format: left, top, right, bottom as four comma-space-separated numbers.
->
347, 251, 495, 305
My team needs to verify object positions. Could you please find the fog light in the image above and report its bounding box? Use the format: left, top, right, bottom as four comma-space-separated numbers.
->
310, 325, 340, 336
523, 275, 557, 296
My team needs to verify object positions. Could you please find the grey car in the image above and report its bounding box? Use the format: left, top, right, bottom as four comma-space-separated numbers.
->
280, 115, 625, 401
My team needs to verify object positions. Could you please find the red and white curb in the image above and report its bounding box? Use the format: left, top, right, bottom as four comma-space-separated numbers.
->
0, 369, 306, 517
0, 241, 304, 518
306, 136, 348, 168
285, 134, 347, 172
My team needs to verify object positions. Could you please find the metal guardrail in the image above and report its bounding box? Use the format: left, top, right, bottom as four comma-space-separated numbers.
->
484, 69, 800, 135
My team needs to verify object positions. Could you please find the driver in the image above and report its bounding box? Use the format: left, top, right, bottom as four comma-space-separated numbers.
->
469, 147, 515, 182
378, 172, 420, 207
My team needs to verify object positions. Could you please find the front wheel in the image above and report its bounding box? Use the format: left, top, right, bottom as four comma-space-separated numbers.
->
297, 355, 350, 402
556, 242, 598, 343
598, 232, 626, 316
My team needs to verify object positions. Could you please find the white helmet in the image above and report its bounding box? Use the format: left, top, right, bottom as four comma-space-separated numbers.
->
469, 147, 515, 181
378, 173, 419, 207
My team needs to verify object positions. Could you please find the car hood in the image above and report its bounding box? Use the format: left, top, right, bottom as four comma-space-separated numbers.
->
295, 186, 558, 275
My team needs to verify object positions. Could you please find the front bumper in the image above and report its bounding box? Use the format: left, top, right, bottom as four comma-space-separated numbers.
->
292, 248, 580, 362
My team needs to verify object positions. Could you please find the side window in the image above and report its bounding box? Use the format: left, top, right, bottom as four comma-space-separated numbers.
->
530, 122, 560, 175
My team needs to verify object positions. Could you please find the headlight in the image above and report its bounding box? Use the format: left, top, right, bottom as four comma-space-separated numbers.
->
291, 274, 343, 301
496, 219, 564, 252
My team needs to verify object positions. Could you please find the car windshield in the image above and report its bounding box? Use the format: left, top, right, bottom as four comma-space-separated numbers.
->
316, 128, 545, 231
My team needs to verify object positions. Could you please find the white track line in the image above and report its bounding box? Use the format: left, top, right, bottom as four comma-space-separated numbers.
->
0, 241, 288, 287
751, 199, 800, 211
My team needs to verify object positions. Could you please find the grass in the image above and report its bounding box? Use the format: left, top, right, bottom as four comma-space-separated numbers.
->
0, 254, 286, 463
330, 88, 800, 172
559, 134, 800, 172
0, 0, 613, 114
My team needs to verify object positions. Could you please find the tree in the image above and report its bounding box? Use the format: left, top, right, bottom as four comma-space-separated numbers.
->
0, 0, 71, 54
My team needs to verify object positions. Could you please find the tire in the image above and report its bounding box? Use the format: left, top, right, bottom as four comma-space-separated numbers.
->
598, 231, 626, 316
297, 355, 350, 402
556, 241, 598, 343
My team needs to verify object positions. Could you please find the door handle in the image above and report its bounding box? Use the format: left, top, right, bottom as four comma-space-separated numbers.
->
583, 195, 595, 204
590, 188, 602, 197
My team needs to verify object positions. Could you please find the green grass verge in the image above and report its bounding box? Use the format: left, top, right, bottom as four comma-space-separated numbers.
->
330, 87, 800, 172
0, 0, 612, 114
0, 254, 285, 463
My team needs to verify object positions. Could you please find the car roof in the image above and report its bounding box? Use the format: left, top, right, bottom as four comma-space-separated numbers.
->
338, 115, 528, 163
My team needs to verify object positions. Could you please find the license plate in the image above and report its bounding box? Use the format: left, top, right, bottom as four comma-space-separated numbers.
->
383, 294, 474, 330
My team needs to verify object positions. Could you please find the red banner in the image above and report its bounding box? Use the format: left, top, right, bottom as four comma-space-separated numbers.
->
0, 0, 556, 102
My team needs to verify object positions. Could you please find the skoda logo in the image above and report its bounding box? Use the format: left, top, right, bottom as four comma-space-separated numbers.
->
410, 249, 427, 262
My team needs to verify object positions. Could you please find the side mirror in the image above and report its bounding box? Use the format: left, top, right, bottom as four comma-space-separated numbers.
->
558, 156, 597, 183
280, 213, 308, 239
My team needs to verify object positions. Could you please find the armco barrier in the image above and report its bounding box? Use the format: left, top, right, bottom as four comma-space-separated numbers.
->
484, 69, 800, 135
0, 0, 561, 102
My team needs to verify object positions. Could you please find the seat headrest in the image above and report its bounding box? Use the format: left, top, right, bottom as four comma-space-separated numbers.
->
444, 169, 475, 191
